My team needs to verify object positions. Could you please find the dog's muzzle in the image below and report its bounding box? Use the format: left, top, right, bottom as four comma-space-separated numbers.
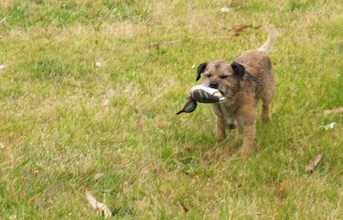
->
209, 83, 219, 89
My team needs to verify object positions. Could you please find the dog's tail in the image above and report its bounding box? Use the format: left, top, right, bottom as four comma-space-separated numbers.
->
257, 24, 278, 53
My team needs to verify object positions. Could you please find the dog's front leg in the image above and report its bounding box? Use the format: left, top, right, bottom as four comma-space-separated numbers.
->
216, 117, 227, 141
239, 123, 256, 157
262, 103, 271, 123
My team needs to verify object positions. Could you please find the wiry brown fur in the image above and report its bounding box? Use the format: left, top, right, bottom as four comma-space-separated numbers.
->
196, 26, 277, 157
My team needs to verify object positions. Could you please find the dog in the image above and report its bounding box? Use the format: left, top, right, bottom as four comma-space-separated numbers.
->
195, 25, 278, 157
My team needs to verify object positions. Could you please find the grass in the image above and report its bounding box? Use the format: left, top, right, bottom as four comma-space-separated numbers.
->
0, 0, 342, 219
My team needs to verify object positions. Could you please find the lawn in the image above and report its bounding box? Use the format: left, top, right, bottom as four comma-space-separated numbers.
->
0, 0, 342, 219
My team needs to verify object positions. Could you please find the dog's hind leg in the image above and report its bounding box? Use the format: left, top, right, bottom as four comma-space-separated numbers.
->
261, 92, 273, 122
239, 123, 256, 157
261, 73, 275, 123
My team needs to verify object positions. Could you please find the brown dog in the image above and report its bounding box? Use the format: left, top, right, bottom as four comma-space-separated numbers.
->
196, 25, 278, 157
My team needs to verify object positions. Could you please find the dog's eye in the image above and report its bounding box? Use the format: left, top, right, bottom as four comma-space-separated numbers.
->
204, 73, 212, 78
220, 75, 229, 79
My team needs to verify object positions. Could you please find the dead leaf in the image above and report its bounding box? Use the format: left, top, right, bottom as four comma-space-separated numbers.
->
179, 201, 189, 213
324, 107, 343, 115
85, 189, 112, 218
305, 154, 323, 172
228, 25, 261, 36
93, 173, 104, 181
102, 99, 110, 106
277, 180, 287, 199
85, 189, 97, 209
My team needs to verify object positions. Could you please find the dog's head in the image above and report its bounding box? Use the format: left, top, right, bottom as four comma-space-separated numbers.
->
196, 61, 246, 97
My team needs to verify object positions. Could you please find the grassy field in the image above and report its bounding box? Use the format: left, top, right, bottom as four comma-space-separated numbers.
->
0, 0, 342, 219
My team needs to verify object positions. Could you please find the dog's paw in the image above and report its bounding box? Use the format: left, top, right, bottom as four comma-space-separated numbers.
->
262, 115, 271, 123
238, 147, 256, 158
227, 121, 236, 129
216, 136, 226, 142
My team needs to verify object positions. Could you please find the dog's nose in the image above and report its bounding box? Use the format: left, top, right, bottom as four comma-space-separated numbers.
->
209, 83, 218, 89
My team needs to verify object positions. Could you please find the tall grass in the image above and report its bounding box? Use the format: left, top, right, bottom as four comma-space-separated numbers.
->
0, 0, 342, 219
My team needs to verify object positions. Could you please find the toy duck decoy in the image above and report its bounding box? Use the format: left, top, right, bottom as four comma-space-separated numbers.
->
177, 85, 225, 115
176, 96, 197, 115
190, 85, 225, 103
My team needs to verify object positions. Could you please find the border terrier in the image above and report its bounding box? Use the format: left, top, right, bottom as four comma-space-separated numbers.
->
196, 25, 278, 157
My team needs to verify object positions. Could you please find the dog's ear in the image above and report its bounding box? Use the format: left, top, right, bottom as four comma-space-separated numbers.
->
196, 62, 208, 81
231, 62, 245, 79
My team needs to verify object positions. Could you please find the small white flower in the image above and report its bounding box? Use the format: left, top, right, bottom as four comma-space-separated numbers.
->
0, 64, 7, 70
323, 122, 336, 130
221, 6, 230, 13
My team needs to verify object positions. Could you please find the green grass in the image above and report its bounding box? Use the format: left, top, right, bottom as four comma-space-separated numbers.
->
1, 0, 342, 219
